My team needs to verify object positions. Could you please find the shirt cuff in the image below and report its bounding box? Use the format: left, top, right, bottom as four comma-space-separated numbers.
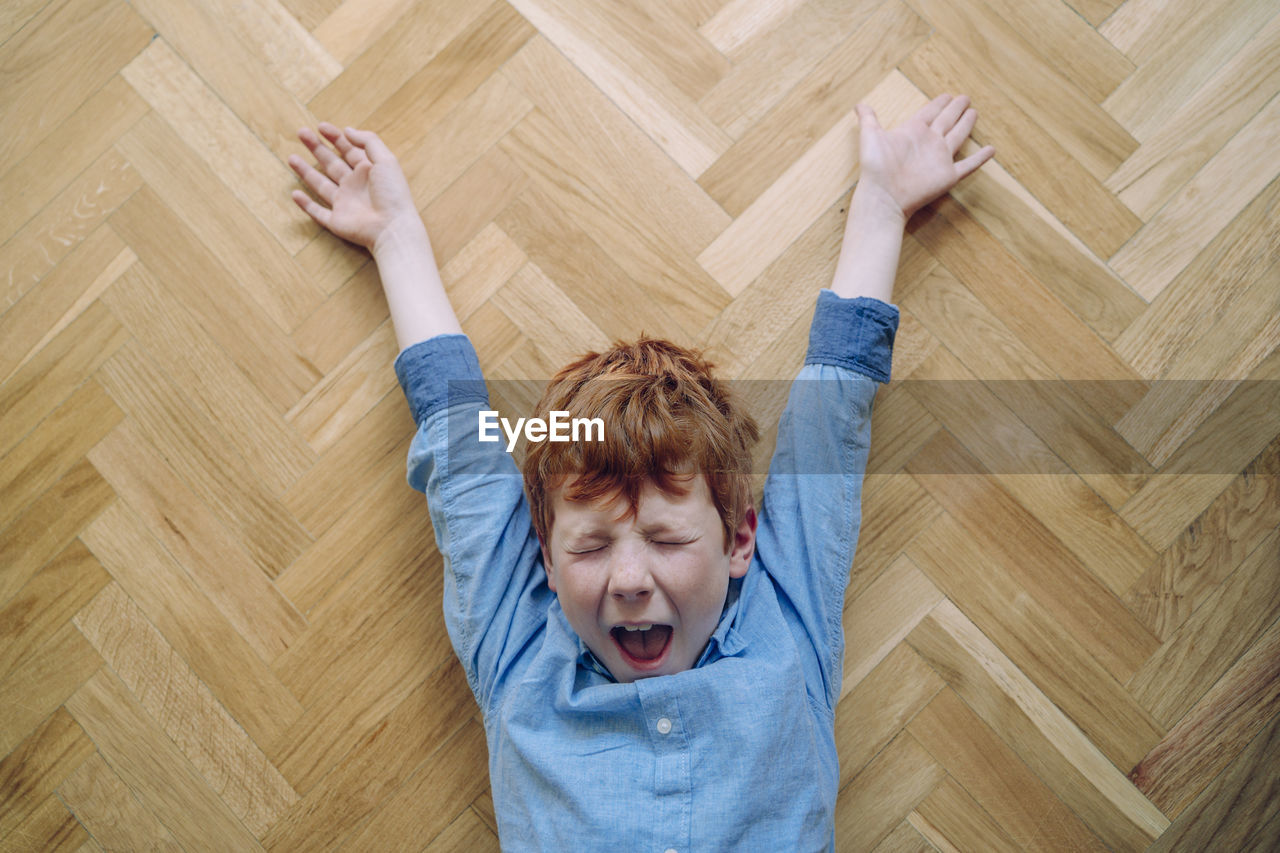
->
803, 290, 900, 383
393, 334, 490, 425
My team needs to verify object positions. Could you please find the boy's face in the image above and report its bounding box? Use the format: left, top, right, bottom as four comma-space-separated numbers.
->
540, 473, 756, 683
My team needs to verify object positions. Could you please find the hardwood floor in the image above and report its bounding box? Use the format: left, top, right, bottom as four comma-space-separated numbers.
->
2, 0, 1278, 849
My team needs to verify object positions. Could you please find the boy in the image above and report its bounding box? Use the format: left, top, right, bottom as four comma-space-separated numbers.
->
289, 94, 993, 851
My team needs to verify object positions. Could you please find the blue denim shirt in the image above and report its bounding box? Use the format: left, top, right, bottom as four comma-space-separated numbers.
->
394, 290, 898, 852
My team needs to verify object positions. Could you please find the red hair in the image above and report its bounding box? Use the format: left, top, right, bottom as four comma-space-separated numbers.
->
523, 336, 759, 553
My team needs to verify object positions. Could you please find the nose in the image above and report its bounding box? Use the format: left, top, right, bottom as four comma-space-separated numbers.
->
606, 550, 653, 601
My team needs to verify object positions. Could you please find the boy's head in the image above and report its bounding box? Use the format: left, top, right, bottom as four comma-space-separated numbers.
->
523, 337, 760, 683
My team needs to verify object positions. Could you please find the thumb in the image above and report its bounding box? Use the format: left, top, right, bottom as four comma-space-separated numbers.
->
344, 127, 396, 164
856, 104, 880, 130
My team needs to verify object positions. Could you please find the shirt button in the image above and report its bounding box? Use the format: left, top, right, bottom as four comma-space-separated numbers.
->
656, 717, 672, 734
664, 849, 677, 853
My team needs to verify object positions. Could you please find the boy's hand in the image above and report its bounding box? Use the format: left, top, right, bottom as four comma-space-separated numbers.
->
288, 123, 420, 252
854, 94, 995, 223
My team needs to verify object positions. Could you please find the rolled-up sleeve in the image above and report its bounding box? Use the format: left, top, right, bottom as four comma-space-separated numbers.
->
394, 334, 551, 714
753, 290, 899, 713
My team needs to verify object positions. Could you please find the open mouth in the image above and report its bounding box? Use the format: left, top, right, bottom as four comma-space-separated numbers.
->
610, 624, 673, 670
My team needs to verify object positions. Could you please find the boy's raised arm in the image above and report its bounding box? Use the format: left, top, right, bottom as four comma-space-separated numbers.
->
289, 123, 461, 351
832, 95, 994, 303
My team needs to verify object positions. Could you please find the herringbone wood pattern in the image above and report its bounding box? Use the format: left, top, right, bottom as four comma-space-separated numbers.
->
2, 0, 1278, 849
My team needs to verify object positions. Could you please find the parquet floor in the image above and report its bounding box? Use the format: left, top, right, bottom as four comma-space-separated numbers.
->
2, 0, 1279, 849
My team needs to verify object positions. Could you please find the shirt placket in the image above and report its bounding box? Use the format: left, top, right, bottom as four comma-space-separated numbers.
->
636, 681, 690, 853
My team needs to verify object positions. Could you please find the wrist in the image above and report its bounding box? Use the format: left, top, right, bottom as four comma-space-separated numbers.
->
851, 184, 908, 231
372, 214, 430, 261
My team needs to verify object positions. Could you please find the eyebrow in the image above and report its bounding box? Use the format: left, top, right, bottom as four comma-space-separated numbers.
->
565, 522, 693, 540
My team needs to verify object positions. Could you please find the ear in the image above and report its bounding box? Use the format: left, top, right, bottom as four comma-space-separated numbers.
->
728, 506, 757, 579
538, 531, 557, 592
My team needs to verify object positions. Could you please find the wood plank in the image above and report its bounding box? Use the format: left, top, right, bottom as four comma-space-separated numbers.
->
124, 0, 328, 158
74, 582, 298, 835
58, 752, 184, 852
901, 32, 1144, 277
269, 514, 448, 712
89, 422, 307, 660
308, 0, 495, 126
113, 111, 328, 332
903, 0, 1136, 180
905, 600, 1169, 851
1126, 529, 1280, 728
834, 640, 946, 786
834, 730, 945, 853
1101, 0, 1275, 141
0, 539, 108, 684
0, 0, 152, 166
699, 0, 806, 56
1122, 433, 1280, 639
0, 74, 147, 248
0, 709, 95, 840
0, 457, 114, 607
910, 196, 1142, 397
698, 0, 884, 139
592, 0, 731, 103
977, 0, 1134, 103
842, 554, 946, 695
0, 148, 141, 313
0, 623, 100, 759
502, 36, 730, 258
700, 68, 949, 298
110, 184, 323, 413
0, 302, 128, 461
904, 501, 1164, 769
1110, 93, 1280, 301
94, 340, 314, 577
1130, 612, 1280, 819
64, 669, 265, 853
1118, 348, 1280, 548
120, 37, 312, 255
699, 0, 930, 218
506, 0, 732, 176
1, 793, 87, 853
1105, 12, 1280, 219
286, 322, 399, 453
907, 688, 1107, 852
80, 501, 304, 748
341, 717, 490, 849
0, 224, 130, 385
282, 392, 413, 537
908, 774, 1026, 853
262, 659, 475, 850
1143, 697, 1280, 851
1112, 175, 1280, 379
498, 111, 725, 341
0, 379, 121, 533
196, 0, 340, 103
102, 262, 317, 494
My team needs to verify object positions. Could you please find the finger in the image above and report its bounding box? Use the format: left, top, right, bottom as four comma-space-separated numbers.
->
953, 145, 995, 182
317, 121, 368, 168
944, 108, 979, 154
291, 188, 333, 229
298, 126, 351, 184
344, 127, 397, 164
856, 103, 881, 130
931, 94, 970, 136
287, 153, 339, 205
916, 93, 953, 127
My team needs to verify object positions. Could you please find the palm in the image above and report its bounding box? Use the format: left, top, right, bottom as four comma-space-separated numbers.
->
289, 124, 420, 251
855, 95, 995, 220
326, 162, 412, 248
